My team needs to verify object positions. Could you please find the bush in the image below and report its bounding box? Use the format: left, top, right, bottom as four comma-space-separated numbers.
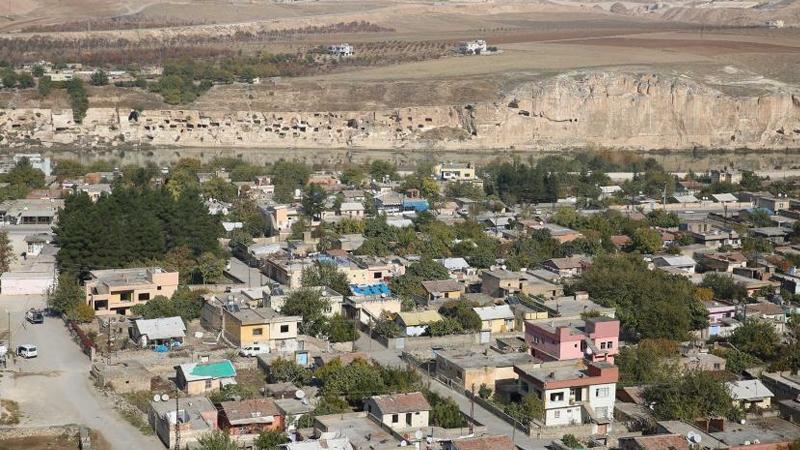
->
425, 390, 467, 428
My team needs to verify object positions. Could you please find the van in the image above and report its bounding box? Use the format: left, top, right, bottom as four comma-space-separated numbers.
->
17, 345, 38, 359
239, 345, 268, 357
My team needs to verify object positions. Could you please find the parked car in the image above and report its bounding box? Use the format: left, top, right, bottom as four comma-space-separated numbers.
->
17, 345, 38, 359
26, 309, 44, 324
239, 345, 269, 357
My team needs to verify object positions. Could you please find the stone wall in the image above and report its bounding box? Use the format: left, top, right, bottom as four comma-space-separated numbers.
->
1, 72, 798, 152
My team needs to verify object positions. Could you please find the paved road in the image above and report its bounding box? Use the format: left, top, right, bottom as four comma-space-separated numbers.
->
353, 331, 551, 450
0, 295, 162, 449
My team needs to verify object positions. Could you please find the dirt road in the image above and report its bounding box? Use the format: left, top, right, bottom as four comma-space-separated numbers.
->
0, 295, 162, 449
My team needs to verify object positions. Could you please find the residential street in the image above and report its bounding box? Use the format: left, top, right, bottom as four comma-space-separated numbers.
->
353, 331, 552, 450
0, 295, 162, 449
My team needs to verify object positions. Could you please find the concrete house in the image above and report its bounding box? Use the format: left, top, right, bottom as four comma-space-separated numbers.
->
542, 256, 589, 278
473, 305, 515, 333
421, 279, 464, 302
480, 270, 563, 299
149, 396, 218, 449
364, 392, 430, 432
223, 306, 301, 353
395, 310, 444, 337
435, 350, 538, 391
176, 360, 237, 395
514, 361, 618, 433
525, 317, 620, 363
219, 398, 285, 437
84, 267, 179, 316
130, 316, 186, 348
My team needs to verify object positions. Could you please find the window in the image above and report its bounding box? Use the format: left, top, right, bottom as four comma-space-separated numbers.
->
714, 363, 721, 370
138, 292, 150, 301
205, 379, 212, 389
554, 410, 561, 418
157, 286, 162, 290
280, 325, 290, 333
119, 291, 133, 302
374, 272, 382, 279
600, 342, 606, 349
607, 341, 613, 349
550, 392, 564, 402
595, 387, 610, 398
392, 414, 399, 423
252, 328, 263, 336
406, 413, 412, 426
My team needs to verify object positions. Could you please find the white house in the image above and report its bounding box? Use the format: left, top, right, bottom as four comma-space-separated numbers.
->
726, 379, 774, 410
457, 40, 488, 55
364, 392, 430, 431
328, 43, 354, 57
514, 361, 618, 434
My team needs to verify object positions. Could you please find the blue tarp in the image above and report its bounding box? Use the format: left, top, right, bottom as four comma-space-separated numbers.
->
402, 198, 429, 212
350, 282, 391, 296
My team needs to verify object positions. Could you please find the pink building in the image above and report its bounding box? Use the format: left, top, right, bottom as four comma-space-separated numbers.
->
524, 317, 620, 363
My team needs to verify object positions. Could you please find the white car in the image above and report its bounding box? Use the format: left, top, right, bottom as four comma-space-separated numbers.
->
239, 345, 268, 357
17, 344, 38, 359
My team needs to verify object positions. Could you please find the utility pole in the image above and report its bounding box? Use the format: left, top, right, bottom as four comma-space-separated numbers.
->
7, 310, 11, 361
106, 322, 112, 365
174, 388, 181, 450
469, 383, 476, 434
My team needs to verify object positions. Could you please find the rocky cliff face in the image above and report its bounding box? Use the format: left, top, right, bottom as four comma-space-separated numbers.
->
1, 72, 798, 151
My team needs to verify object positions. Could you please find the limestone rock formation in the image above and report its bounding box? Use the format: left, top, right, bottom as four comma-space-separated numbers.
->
0, 72, 798, 151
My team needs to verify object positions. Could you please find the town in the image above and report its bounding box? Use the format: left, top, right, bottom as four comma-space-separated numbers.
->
1, 152, 800, 450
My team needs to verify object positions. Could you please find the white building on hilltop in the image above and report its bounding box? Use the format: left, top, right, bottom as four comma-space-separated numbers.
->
457, 39, 488, 55
328, 43, 354, 57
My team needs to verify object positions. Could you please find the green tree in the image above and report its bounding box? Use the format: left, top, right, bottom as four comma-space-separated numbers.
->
16, 72, 34, 89
1, 69, 17, 88
369, 160, 398, 181
729, 320, 780, 361
314, 394, 350, 415
629, 227, 662, 254
646, 210, 680, 228
37, 76, 52, 97
328, 313, 357, 343
66, 78, 89, 123
577, 254, 707, 340
195, 252, 225, 284
197, 430, 238, 450
0, 230, 14, 273
438, 300, 481, 332
47, 275, 84, 315
616, 339, 679, 386
643, 371, 736, 422
425, 390, 467, 428
202, 177, 237, 203
282, 288, 330, 337
302, 183, 327, 219
372, 314, 402, 338
340, 166, 366, 187
269, 357, 312, 386
503, 394, 544, 424
31, 64, 45, 78
302, 261, 351, 296
67, 302, 95, 323
701, 272, 747, 301
5, 158, 45, 188
254, 430, 289, 450
90, 69, 109, 86
561, 434, 582, 449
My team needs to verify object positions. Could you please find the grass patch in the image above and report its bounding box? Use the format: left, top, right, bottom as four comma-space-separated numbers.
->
117, 406, 153, 436
0, 399, 20, 425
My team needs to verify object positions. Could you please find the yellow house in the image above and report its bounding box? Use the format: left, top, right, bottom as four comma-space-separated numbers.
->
421, 279, 464, 302
85, 267, 179, 316
473, 305, 515, 333
223, 307, 301, 351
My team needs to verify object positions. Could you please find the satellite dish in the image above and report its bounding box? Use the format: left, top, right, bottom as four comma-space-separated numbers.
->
161, 394, 170, 401
400, 441, 408, 447
414, 430, 423, 440
153, 394, 161, 402
295, 390, 306, 399
687, 431, 701, 444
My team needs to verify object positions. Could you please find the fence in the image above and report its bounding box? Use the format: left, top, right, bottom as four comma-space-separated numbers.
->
66, 319, 96, 360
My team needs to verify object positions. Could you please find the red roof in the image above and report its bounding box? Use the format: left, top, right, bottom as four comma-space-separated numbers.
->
452, 435, 515, 450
